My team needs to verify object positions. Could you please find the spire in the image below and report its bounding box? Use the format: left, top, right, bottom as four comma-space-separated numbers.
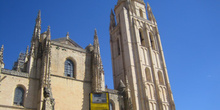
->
47, 25, 51, 40
32, 10, 42, 42
93, 29, 101, 56
25, 45, 29, 55
36, 10, 41, 28
92, 29, 105, 92
93, 29, 99, 48
147, 3, 156, 23
0, 45, 4, 65
25, 45, 29, 62
109, 9, 116, 32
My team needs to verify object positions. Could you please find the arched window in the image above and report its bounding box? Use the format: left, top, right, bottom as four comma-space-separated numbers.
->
145, 68, 152, 82
158, 71, 164, 85
14, 87, 25, 106
149, 33, 156, 50
139, 29, 145, 46
139, 9, 143, 18
65, 59, 74, 78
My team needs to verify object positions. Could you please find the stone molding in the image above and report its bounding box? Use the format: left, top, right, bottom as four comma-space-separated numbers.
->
50, 74, 91, 83
51, 41, 86, 53
1, 69, 29, 78
0, 104, 36, 110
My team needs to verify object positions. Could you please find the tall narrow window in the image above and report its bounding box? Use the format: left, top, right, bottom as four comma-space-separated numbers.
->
158, 71, 164, 85
149, 33, 156, 50
65, 59, 74, 78
14, 87, 25, 106
139, 29, 145, 46
117, 38, 121, 55
139, 9, 143, 18
145, 68, 152, 82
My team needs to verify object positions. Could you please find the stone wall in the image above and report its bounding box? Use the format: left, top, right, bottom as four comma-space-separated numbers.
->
0, 69, 39, 110
48, 43, 92, 110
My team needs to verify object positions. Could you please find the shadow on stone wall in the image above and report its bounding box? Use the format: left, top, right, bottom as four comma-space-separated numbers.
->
25, 65, 40, 110
81, 50, 92, 110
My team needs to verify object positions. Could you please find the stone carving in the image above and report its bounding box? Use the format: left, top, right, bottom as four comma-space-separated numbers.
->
43, 87, 51, 98
118, 79, 133, 110
42, 87, 55, 110
92, 29, 105, 93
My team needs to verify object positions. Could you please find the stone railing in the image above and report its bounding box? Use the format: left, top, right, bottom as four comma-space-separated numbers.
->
106, 88, 118, 94
1, 68, 29, 78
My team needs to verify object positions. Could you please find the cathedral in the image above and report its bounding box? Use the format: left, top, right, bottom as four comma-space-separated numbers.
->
0, 0, 175, 110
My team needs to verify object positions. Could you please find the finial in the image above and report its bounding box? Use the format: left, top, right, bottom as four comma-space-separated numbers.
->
66, 32, 69, 39
94, 29, 97, 36
0, 45, 4, 63
1, 45, 4, 52
147, 2, 151, 10
147, 2, 156, 23
110, 9, 116, 31
26, 45, 29, 54
35, 10, 41, 28
38, 10, 41, 18
47, 25, 50, 31
47, 26, 51, 33
94, 29, 98, 39
46, 25, 51, 40
36, 10, 41, 21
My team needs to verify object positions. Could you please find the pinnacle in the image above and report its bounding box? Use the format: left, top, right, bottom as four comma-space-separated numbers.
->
94, 28, 98, 40
66, 32, 70, 39
26, 45, 29, 54
47, 25, 50, 32
94, 28, 97, 36
1, 45, 4, 51
38, 10, 41, 18
111, 9, 114, 15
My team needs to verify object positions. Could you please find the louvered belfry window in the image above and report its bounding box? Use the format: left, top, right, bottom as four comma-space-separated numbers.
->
65, 59, 74, 78
14, 87, 24, 106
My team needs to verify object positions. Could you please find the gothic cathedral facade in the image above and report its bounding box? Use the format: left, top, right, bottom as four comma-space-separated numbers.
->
0, 0, 175, 110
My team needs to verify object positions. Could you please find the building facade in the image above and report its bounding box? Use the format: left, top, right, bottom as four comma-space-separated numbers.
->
109, 0, 175, 110
0, 0, 175, 110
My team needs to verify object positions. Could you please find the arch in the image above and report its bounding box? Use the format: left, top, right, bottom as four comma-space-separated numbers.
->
139, 9, 143, 18
150, 102, 154, 110
145, 68, 152, 82
109, 100, 115, 110
163, 87, 167, 102
139, 29, 145, 46
149, 32, 156, 50
159, 87, 164, 101
13, 85, 25, 106
146, 84, 152, 99
163, 105, 167, 110
150, 85, 155, 99
158, 71, 164, 85
64, 58, 75, 78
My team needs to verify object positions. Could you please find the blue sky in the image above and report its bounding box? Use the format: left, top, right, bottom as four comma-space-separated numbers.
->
0, 0, 219, 110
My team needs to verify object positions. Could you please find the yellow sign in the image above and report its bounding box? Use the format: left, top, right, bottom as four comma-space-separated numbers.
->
90, 92, 109, 110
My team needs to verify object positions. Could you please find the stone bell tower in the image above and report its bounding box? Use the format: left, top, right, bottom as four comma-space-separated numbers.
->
109, 0, 175, 110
